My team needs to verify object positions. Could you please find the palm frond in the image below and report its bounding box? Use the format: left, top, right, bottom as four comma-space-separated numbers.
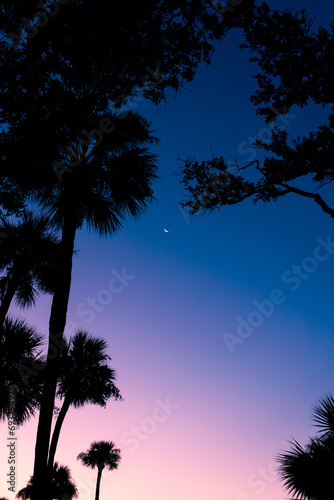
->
0, 317, 44, 424
77, 440, 121, 471
56, 330, 122, 407
312, 393, 334, 437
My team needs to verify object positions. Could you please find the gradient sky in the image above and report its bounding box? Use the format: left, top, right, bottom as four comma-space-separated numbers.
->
2, 1, 334, 499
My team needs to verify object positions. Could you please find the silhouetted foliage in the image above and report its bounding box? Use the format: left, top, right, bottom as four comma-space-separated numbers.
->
312, 394, 334, 437
0, 0, 255, 214
0, 2, 258, 498
17, 462, 78, 500
0, 210, 60, 324
77, 441, 121, 500
48, 331, 122, 470
178, 3, 334, 219
277, 394, 334, 500
32, 111, 158, 498
0, 317, 43, 424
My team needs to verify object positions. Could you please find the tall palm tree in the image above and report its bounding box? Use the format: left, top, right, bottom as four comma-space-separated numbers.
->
32, 111, 158, 499
0, 210, 60, 325
17, 462, 78, 500
77, 441, 121, 500
47, 331, 122, 470
0, 317, 44, 424
277, 394, 334, 500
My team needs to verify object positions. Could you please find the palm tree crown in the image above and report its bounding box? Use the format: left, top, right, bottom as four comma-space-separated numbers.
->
77, 440, 121, 500
77, 440, 121, 471
57, 331, 122, 407
17, 462, 78, 500
36, 111, 159, 235
0, 317, 44, 424
312, 394, 334, 437
0, 210, 60, 324
47, 331, 122, 470
277, 393, 334, 500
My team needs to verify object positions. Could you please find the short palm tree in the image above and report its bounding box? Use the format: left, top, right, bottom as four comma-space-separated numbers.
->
277, 394, 334, 500
17, 462, 78, 500
47, 331, 122, 470
33, 111, 158, 495
77, 441, 121, 500
0, 210, 60, 324
0, 317, 44, 424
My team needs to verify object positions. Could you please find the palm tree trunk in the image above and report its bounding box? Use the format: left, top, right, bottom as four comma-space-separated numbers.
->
0, 278, 18, 325
47, 397, 71, 471
32, 204, 78, 500
95, 467, 104, 500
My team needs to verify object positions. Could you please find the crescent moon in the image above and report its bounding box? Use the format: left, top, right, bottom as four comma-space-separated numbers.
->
164, 228, 169, 232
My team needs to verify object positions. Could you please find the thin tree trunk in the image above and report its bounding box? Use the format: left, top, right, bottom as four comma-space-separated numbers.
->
95, 467, 104, 500
47, 397, 71, 471
32, 205, 78, 500
0, 278, 18, 325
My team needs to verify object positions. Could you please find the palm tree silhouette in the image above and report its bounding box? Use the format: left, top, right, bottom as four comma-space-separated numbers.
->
0, 211, 60, 325
33, 111, 158, 494
17, 462, 78, 500
47, 331, 122, 470
277, 394, 334, 500
77, 440, 121, 500
0, 317, 44, 424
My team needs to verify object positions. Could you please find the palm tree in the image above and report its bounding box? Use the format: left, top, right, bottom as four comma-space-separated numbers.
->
312, 393, 334, 437
0, 317, 44, 424
17, 462, 78, 500
77, 441, 121, 500
32, 111, 158, 498
277, 394, 334, 500
47, 331, 122, 470
0, 210, 60, 324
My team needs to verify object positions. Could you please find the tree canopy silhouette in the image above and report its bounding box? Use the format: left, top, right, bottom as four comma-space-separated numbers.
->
177, 3, 334, 219
0, 0, 255, 214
